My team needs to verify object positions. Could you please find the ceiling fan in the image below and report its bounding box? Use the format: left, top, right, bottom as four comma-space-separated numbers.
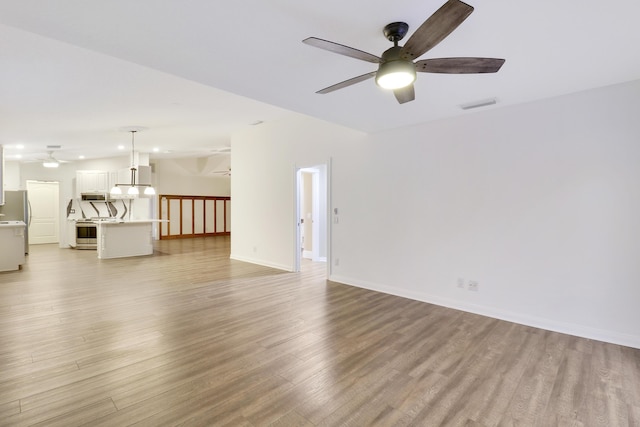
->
40, 151, 69, 168
29, 149, 70, 168
302, 0, 505, 104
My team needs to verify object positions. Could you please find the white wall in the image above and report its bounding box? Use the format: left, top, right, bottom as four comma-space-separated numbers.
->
230, 79, 640, 348
154, 158, 230, 196
231, 116, 365, 270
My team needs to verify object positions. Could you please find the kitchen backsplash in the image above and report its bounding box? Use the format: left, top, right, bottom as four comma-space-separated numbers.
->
66, 199, 130, 220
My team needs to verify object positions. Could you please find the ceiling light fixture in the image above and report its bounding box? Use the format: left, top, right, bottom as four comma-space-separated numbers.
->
42, 160, 59, 168
376, 46, 416, 90
42, 150, 61, 168
375, 23, 416, 91
110, 130, 156, 196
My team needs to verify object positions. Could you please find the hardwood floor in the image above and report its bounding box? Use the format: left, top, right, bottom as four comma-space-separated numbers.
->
1, 237, 639, 426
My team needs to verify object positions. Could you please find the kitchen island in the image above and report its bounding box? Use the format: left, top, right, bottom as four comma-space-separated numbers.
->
97, 220, 155, 259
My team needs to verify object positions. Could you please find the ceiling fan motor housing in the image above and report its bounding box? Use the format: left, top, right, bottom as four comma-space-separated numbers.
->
376, 46, 416, 89
383, 22, 409, 42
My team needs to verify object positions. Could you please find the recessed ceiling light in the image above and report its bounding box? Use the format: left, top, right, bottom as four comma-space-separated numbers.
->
118, 145, 125, 150
153, 147, 160, 152
15, 154, 22, 159
16, 144, 24, 149
78, 155, 85, 159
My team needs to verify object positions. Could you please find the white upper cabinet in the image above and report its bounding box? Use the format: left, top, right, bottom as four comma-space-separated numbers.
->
76, 170, 110, 196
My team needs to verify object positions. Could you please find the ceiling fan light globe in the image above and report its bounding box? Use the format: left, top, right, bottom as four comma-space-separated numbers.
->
144, 186, 156, 195
127, 186, 139, 195
110, 186, 122, 195
376, 60, 416, 90
42, 161, 59, 168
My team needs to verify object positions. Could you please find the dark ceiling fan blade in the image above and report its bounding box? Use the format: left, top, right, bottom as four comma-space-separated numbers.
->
400, 0, 474, 61
303, 37, 381, 64
316, 71, 377, 94
394, 84, 415, 104
415, 57, 505, 74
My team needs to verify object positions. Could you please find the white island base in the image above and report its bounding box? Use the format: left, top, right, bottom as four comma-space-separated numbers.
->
97, 221, 154, 259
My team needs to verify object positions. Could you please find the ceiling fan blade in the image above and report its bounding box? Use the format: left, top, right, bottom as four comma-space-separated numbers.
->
394, 84, 415, 104
416, 57, 505, 74
316, 71, 377, 94
303, 37, 381, 64
400, 0, 474, 61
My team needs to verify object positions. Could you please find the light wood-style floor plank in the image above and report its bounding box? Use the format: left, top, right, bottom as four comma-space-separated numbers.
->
0, 237, 639, 426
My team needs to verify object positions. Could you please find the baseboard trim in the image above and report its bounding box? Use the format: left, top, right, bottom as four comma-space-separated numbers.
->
229, 254, 293, 272
328, 274, 640, 350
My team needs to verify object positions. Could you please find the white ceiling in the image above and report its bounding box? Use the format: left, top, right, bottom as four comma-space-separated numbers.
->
1, 0, 640, 163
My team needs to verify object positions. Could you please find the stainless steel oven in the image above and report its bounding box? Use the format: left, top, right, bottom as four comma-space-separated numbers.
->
76, 221, 97, 250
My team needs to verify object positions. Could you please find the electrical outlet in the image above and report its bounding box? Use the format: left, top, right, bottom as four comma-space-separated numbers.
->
456, 278, 465, 288
468, 280, 479, 292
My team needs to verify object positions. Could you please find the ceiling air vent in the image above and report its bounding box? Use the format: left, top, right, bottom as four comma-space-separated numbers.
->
460, 98, 497, 110
46, 145, 62, 149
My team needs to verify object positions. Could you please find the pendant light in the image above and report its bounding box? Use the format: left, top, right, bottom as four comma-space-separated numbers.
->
110, 130, 155, 196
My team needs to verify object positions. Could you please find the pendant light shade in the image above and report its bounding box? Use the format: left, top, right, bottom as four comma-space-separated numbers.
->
109, 129, 156, 197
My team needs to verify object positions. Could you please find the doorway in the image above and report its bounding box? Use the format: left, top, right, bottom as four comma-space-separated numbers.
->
295, 164, 328, 273
26, 180, 60, 244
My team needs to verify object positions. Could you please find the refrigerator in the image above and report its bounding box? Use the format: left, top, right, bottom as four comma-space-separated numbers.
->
0, 190, 30, 254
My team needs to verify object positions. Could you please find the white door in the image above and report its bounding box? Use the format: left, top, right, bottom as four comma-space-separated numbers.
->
26, 180, 60, 244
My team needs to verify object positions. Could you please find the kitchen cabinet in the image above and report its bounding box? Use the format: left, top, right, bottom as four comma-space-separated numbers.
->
76, 170, 110, 196
67, 219, 77, 248
0, 221, 26, 271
